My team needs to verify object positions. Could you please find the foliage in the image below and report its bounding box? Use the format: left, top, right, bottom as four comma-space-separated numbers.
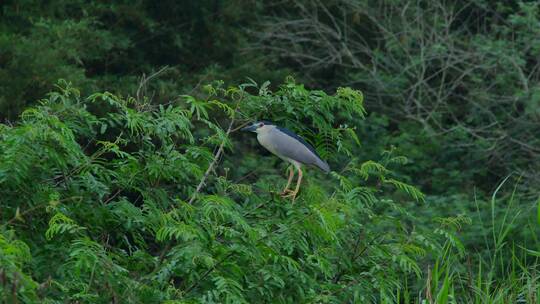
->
2, 0, 537, 194
0, 80, 462, 303
253, 0, 540, 193
0, 0, 281, 120
1, 0, 539, 302
420, 183, 540, 304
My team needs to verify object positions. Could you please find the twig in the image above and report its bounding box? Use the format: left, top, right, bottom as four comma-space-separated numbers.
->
426, 266, 433, 304
187, 105, 241, 205
136, 66, 169, 102
230, 120, 252, 133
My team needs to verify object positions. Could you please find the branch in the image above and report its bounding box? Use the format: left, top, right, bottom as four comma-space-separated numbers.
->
187, 103, 241, 205
136, 66, 169, 102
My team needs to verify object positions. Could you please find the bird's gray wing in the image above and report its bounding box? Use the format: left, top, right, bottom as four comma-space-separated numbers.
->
266, 129, 330, 172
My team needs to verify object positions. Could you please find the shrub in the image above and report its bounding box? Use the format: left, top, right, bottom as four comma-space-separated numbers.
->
0, 80, 461, 303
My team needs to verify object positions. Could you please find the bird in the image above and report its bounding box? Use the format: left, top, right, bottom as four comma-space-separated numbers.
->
242, 121, 330, 200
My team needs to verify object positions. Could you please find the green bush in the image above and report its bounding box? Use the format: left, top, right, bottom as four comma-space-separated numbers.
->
0, 80, 464, 303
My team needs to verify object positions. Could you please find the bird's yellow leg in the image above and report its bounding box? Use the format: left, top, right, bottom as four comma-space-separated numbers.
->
281, 166, 295, 195
284, 167, 303, 201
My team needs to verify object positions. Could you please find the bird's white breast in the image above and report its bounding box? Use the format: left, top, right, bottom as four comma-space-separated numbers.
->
256, 126, 301, 168
257, 126, 286, 158
257, 129, 279, 155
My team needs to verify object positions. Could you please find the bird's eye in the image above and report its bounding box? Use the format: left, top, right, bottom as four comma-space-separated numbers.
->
259, 123, 264, 127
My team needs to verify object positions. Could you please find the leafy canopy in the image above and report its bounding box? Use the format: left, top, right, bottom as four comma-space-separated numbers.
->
0, 79, 460, 303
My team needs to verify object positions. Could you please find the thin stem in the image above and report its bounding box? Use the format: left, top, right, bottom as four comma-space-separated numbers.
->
187, 104, 240, 205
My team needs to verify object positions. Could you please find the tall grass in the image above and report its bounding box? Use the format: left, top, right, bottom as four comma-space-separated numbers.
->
420, 178, 540, 303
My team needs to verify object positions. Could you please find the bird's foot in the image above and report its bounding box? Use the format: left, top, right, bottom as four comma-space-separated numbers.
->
280, 189, 294, 196
281, 190, 298, 201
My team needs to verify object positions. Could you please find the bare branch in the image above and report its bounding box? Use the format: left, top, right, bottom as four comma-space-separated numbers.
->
135, 65, 170, 102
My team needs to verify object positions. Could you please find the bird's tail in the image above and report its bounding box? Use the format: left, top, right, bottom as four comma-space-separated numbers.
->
315, 159, 330, 173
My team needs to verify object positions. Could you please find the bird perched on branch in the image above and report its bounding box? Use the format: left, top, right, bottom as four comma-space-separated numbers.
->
242, 121, 330, 200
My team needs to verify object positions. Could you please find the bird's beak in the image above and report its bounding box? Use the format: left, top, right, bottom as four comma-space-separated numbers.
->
241, 125, 257, 132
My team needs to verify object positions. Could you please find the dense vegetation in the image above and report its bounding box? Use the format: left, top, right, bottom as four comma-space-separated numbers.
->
1, 1, 539, 303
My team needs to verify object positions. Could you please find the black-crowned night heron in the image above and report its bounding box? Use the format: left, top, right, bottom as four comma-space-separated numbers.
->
242, 121, 330, 200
